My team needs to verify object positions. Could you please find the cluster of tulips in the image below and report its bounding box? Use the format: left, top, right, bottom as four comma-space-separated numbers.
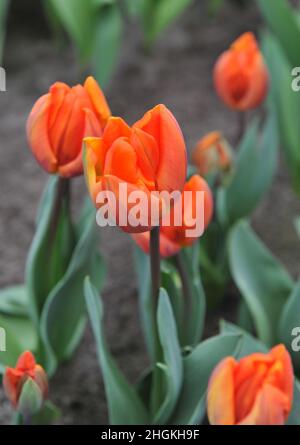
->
1, 29, 300, 426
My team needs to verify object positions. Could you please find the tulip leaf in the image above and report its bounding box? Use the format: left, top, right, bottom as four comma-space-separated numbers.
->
0, 0, 9, 63
170, 334, 242, 425
18, 379, 43, 418
46, 0, 95, 59
178, 245, 206, 346
229, 220, 293, 346
84, 277, 149, 424
217, 114, 278, 225
92, 4, 123, 87
141, 0, 194, 45
161, 263, 184, 345
0, 313, 37, 367
221, 321, 300, 425
279, 279, 300, 373
26, 176, 75, 326
133, 245, 155, 360
154, 288, 183, 424
262, 32, 300, 195
31, 400, 61, 426
0, 285, 28, 317
41, 208, 104, 375
257, 0, 300, 68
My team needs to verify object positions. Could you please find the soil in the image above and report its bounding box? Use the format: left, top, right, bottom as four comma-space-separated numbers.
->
1, 1, 300, 425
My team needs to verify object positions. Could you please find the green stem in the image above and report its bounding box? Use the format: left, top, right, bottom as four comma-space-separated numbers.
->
174, 252, 192, 341
149, 226, 163, 417
49, 177, 70, 245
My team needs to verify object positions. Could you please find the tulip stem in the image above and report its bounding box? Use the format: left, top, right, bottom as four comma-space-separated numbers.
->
149, 226, 163, 416
150, 226, 161, 303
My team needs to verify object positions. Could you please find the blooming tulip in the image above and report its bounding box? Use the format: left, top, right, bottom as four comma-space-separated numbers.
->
27, 76, 111, 177
83, 104, 187, 233
132, 175, 213, 257
192, 131, 232, 176
3, 351, 48, 410
207, 345, 294, 425
213, 32, 269, 111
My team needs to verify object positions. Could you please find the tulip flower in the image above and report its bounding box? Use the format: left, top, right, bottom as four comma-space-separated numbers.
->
213, 32, 269, 111
192, 131, 232, 176
27, 76, 111, 177
83, 104, 187, 233
207, 344, 294, 425
132, 175, 213, 257
3, 351, 48, 410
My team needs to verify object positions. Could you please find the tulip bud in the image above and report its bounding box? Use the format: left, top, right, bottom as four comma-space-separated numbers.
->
83, 104, 187, 233
207, 344, 294, 425
3, 351, 48, 413
213, 32, 269, 111
132, 175, 213, 257
27, 76, 111, 178
192, 131, 232, 176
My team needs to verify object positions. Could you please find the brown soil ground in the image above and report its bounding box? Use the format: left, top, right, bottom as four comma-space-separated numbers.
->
0, 1, 300, 425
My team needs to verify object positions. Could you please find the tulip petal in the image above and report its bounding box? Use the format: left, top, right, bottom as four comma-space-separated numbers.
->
131, 127, 159, 183
238, 384, 289, 425
132, 231, 181, 258
207, 357, 237, 425
26, 94, 57, 173
103, 117, 132, 147
16, 351, 36, 371
134, 104, 187, 193
84, 76, 111, 128
3, 368, 23, 407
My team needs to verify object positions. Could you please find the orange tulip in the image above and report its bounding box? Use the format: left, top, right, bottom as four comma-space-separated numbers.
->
192, 131, 232, 176
213, 32, 269, 111
27, 76, 111, 177
132, 175, 213, 257
3, 351, 48, 409
83, 104, 187, 233
207, 345, 294, 425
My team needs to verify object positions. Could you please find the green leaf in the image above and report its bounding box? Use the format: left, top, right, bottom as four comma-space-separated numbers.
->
287, 380, 300, 425
32, 401, 61, 425
142, 0, 194, 45
279, 279, 300, 372
133, 245, 154, 360
170, 334, 242, 425
154, 289, 183, 424
257, 0, 300, 68
179, 246, 206, 346
0, 285, 28, 317
217, 115, 278, 225
220, 321, 267, 357
18, 379, 43, 418
0, 0, 9, 63
262, 32, 300, 195
40, 210, 104, 375
84, 277, 149, 424
0, 313, 37, 367
26, 177, 75, 326
161, 262, 184, 345
229, 220, 293, 346
47, 0, 95, 59
92, 4, 123, 87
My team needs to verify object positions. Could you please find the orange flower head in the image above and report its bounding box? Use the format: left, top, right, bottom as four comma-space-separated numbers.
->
27, 76, 111, 177
132, 175, 213, 257
3, 351, 48, 409
83, 104, 187, 233
192, 131, 232, 176
213, 32, 269, 111
207, 345, 294, 425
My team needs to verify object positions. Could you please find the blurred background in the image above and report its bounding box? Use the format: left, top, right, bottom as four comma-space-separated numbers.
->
0, 0, 299, 424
